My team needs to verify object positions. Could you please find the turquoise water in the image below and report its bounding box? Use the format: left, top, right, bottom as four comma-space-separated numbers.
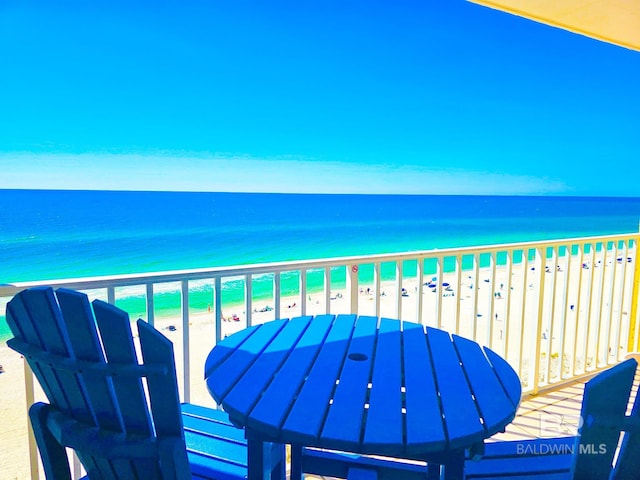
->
2, 190, 640, 340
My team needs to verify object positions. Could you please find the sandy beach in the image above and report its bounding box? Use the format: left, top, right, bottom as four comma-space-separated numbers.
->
1, 252, 632, 479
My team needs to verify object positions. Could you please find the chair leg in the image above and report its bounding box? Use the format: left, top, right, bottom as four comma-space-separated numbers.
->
29, 402, 72, 480
426, 463, 441, 480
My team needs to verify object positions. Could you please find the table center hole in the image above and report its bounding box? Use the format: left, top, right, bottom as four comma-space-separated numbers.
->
348, 352, 368, 361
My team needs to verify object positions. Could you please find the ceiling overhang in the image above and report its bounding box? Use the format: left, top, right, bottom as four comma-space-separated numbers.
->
469, 0, 640, 52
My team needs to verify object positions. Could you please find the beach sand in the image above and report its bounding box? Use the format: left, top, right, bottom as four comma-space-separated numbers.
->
0, 254, 629, 479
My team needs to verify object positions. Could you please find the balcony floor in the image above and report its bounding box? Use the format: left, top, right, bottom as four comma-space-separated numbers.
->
496, 357, 639, 443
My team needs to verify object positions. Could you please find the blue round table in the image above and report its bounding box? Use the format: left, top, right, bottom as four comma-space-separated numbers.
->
205, 314, 521, 479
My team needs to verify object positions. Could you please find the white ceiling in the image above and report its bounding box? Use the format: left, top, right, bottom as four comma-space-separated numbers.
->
469, 0, 640, 52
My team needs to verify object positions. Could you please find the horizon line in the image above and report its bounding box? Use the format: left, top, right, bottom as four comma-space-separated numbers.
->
2, 188, 639, 200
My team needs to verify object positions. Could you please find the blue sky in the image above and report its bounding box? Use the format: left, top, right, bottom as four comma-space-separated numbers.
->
1, 0, 638, 196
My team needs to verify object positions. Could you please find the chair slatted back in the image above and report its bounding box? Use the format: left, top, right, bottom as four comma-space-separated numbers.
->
573, 358, 636, 479
464, 359, 640, 480
6, 288, 93, 424
611, 367, 640, 480
92, 299, 153, 437
6, 287, 190, 480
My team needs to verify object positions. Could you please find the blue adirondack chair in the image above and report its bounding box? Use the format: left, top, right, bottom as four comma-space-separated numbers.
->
5, 287, 285, 480
465, 357, 640, 480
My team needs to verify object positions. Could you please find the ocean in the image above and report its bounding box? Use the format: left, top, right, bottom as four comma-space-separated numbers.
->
2, 190, 640, 340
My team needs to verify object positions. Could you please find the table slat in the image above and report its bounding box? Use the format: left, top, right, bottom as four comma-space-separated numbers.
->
483, 347, 522, 408
362, 318, 403, 454
402, 322, 447, 454
426, 327, 484, 449
320, 316, 378, 451
248, 315, 336, 438
452, 334, 516, 435
282, 314, 356, 445
204, 325, 259, 379
222, 316, 313, 422
205, 320, 287, 402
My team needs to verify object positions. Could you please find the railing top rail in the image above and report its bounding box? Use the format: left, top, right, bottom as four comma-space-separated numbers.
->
1, 232, 637, 297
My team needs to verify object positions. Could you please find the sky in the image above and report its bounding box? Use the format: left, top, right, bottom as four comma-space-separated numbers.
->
1, 0, 638, 196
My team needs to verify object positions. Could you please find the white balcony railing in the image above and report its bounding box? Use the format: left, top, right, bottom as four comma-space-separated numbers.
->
2, 232, 640, 479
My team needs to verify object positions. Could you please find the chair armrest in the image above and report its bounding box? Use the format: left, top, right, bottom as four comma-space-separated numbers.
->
45, 408, 180, 460
29, 403, 72, 480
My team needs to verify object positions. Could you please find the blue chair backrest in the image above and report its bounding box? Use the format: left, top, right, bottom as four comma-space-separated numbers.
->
573, 357, 640, 479
6, 287, 190, 479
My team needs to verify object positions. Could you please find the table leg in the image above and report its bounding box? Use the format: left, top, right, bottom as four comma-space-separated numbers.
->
443, 450, 465, 480
247, 434, 268, 480
290, 444, 303, 480
246, 429, 288, 480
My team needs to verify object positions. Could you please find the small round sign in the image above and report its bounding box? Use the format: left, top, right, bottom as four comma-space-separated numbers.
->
351, 265, 359, 273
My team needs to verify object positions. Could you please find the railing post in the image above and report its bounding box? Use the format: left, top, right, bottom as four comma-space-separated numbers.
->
24, 359, 39, 480
245, 274, 252, 327
454, 255, 462, 334
347, 264, 359, 314
146, 283, 155, 326
395, 261, 403, 319
107, 286, 115, 304
582, 244, 597, 372
214, 277, 223, 343
274, 272, 282, 320
532, 247, 548, 394
628, 235, 640, 352
373, 262, 381, 317
416, 258, 424, 324
503, 250, 514, 360
472, 254, 480, 339
181, 280, 191, 403
545, 247, 558, 383
487, 252, 496, 348
300, 269, 307, 316
570, 245, 581, 375
323, 267, 331, 314
435, 257, 443, 330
